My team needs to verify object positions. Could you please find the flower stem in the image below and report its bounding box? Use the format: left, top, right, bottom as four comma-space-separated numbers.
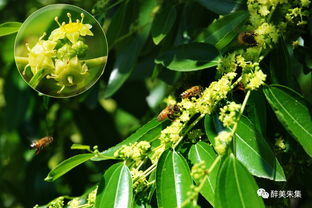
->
82, 56, 107, 68
182, 155, 222, 207
29, 68, 47, 88
15, 56, 108, 69
173, 113, 205, 149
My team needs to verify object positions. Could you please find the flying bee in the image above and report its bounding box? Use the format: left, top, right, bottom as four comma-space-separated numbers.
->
157, 104, 181, 121
180, 86, 203, 99
238, 31, 257, 47
30, 136, 54, 155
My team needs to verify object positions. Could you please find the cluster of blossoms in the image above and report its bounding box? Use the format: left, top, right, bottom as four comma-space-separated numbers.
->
33, 197, 64, 208
150, 72, 238, 163
219, 102, 242, 128
131, 168, 148, 193
65, 186, 97, 208
114, 141, 151, 165
114, 142, 153, 192
214, 131, 233, 155
247, 0, 286, 48
285, 0, 311, 26
24, 13, 93, 93
190, 161, 207, 180
33, 187, 97, 208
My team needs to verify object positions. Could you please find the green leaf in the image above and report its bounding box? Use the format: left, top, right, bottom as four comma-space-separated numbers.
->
45, 153, 95, 182
104, 0, 156, 98
93, 118, 165, 161
156, 149, 193, 208
106, 2, 131, 50
270, 38, 299, 90
201, 10, 249, 50
188, 142, 220, 206
204, 114, 218, 144
204, 113, 227, 145
151, 6, 177, 45
155, 42, 219, 71
263, 85, 312, 157
235, 117, 286, 181
215, 154, 265, 208
246, 91, 267, 135
195, 0, 244, 14
96, 163, 133, 208
0, 22, 22, 37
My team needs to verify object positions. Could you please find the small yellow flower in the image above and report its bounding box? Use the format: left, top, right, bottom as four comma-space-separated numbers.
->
49, 13, 93, 43
47, 56, 88, 93
24, 33, 56, 75
242, 70, 267, 90
214, 131, 232, 155
258, 5, 270, 16
275, 136, 286, 150
219, 102, 241, 128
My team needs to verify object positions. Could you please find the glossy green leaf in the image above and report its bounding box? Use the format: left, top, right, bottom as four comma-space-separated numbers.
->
202, 10, 249, 50
93, 118, 165, 161
188, 142, 220, 206
96, 163, 133, 208
195, 0, 244, 14
151, 7, 176, 45
45, 153, 95, 182
204, 113, 227, 145
264, 85, 312, 157
155, 42, 219, 71
0, 22, 21, 36
246, 91, 267, 134
156, 149, 193, 208
106, 2, 130, 50
235, 116, 286, 181
270, 38, 299, 90
104, 0, 156, 98
215, 154, 265, 208
204, 114, 218, 144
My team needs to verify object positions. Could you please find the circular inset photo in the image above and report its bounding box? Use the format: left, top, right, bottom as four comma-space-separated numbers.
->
14, 4, 107, 98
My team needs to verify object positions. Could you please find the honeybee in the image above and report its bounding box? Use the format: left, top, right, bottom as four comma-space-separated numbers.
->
235, 82, 245, 92
157, 104, 180, 121
180, 86, 203, 99
238, 32, 257, 46
30, 136, 54, 154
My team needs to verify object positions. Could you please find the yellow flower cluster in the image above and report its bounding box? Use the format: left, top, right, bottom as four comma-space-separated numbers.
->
152, 72, 237, 162
50, 13, 93, 43
285, 2, 310, 26
196, 72, 237, 115
25, 12, 93, 93
214, 131, 233, 155
159, 119, 184, 144
191, 161, 207, 180
131, 168, 147, 193
242, 70, 267, 90
114, 141, 151, 164
254, 23, 279, 47
24, 33, 56, 75
67, 198, 80, 207
219, 102, 242, 128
